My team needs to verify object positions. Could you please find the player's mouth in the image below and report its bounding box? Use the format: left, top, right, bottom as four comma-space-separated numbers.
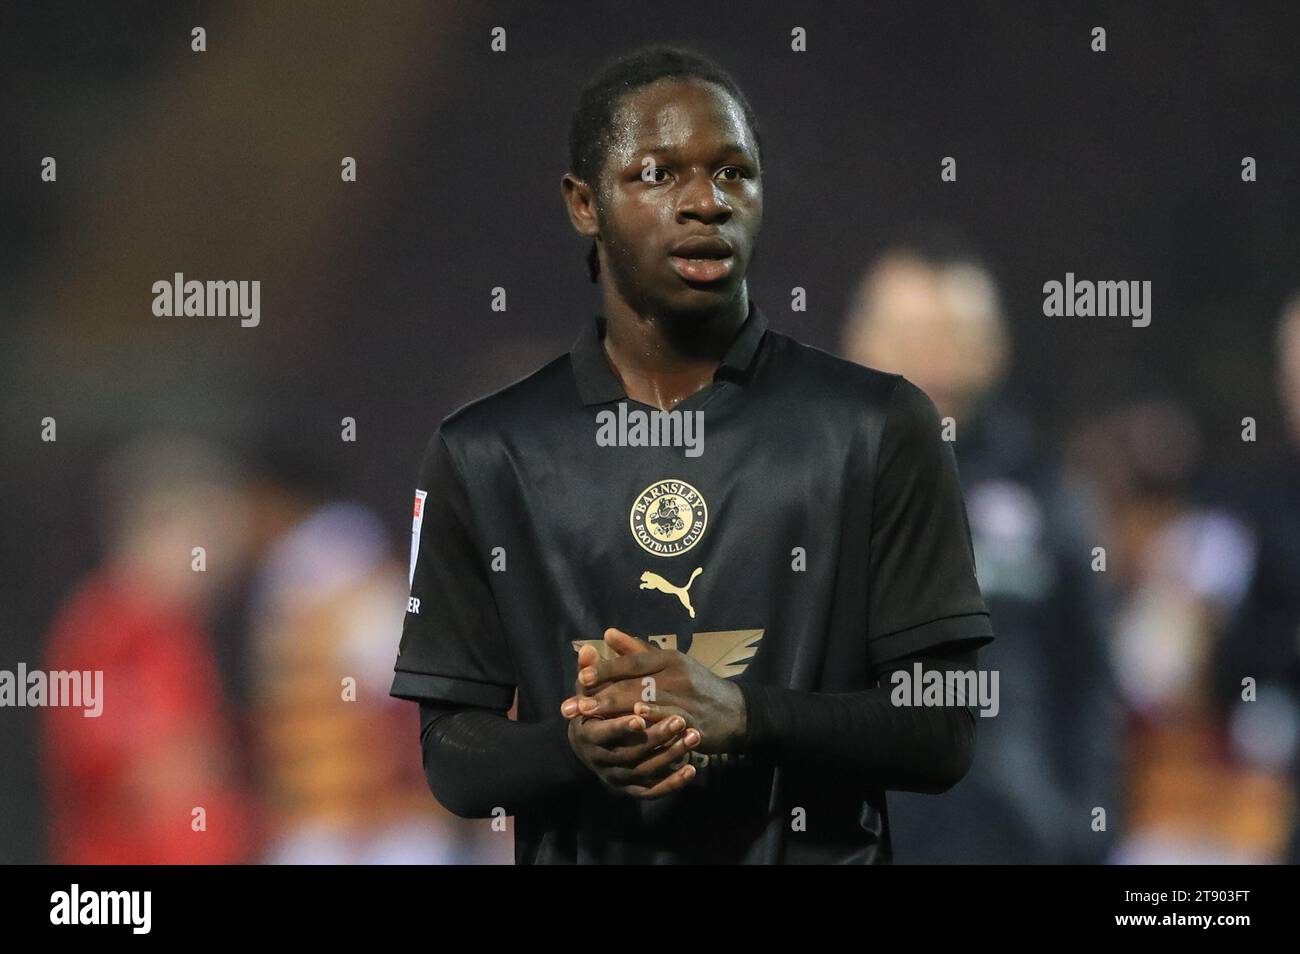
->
668, 236, 735, 284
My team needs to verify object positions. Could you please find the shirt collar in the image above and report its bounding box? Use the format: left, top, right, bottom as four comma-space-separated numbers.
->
569, 301, 769, 406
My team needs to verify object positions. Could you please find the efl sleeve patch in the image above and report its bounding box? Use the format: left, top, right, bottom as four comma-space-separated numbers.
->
391, 431, 516, 705
408, 489, 427, 588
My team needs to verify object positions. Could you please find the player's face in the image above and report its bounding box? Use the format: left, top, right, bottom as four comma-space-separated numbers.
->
596, 78, 763, 316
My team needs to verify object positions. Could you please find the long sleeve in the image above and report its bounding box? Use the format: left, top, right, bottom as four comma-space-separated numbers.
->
418, 704, 589, 818
735, 646, 982, 794
420, 648, 982, 815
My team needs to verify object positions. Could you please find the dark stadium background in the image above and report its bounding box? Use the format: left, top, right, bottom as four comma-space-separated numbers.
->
3, 0, 1299, 863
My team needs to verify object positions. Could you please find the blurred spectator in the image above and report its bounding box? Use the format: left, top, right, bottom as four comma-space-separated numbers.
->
1213, 294, 1300, 863
246, 500, 504, 863
1068, 399, 1280, 863
842, 226, 1122, 863
41, 436, 255, 863
1071, 403, 1254, 715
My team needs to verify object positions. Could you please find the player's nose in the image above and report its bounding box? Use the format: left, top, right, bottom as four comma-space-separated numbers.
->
675, 174, 731, 223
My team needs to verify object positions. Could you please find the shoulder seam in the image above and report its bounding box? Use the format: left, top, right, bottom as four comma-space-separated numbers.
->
441, 351, 572, 430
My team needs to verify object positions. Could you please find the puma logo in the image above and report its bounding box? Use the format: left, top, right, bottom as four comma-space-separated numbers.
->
640, 567, 703, 618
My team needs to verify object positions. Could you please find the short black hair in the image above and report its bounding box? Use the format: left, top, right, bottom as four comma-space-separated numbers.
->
568, 45, 763, 283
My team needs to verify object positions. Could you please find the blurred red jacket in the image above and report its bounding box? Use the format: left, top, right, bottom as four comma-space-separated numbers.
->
41, 569, 252, 864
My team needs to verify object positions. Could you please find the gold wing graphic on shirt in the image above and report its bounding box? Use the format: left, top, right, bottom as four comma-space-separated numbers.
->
682, 630, 763, 679
569, 639, 621, 661
570, 629, 763, 679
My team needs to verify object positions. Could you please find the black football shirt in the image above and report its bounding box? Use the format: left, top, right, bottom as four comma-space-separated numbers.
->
391, 301, 994, 863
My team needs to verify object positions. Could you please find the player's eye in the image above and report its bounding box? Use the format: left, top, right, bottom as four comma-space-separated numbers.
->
636, 160, 672, 184
716, 166, 749, 182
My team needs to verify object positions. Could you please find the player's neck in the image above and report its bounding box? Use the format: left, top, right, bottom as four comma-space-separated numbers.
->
600, 291, 749, 411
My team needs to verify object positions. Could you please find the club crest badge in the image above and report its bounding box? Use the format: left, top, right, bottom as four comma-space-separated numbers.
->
630, 479, 708, 556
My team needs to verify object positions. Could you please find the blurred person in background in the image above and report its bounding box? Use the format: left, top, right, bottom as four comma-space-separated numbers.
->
1212, 294, 1300, 863
1068, 400, 1270, 863
247, 498, 504, 864
842, 226, 1122, 863
41, 435, 255, 863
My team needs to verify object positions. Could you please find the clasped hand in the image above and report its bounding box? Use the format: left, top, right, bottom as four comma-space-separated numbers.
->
559, 628, 746, 799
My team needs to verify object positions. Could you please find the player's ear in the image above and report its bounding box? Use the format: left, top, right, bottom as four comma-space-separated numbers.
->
561, 173, 600, 239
